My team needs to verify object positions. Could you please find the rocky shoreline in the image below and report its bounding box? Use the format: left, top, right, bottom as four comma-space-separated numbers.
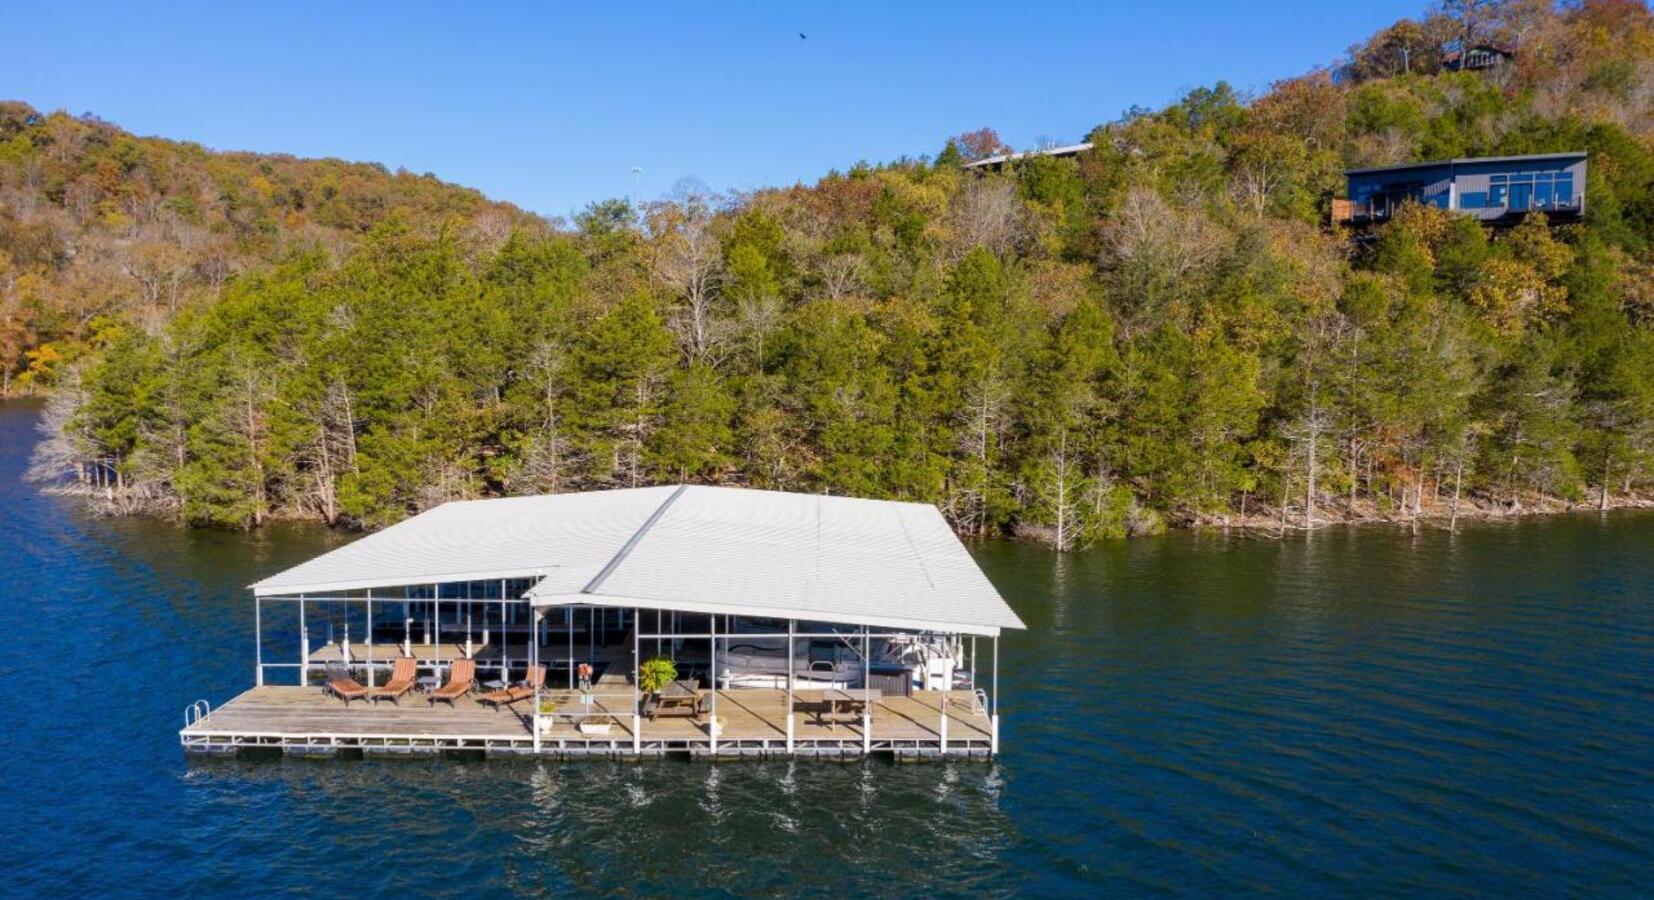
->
1194, 491, 1654, 535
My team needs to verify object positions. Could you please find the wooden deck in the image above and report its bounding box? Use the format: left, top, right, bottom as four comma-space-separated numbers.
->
180, 686, 996, 759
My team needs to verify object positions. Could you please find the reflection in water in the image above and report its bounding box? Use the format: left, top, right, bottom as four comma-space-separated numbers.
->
2, 400, 1650, 896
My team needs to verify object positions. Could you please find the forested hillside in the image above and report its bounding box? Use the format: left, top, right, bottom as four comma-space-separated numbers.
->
0, 101, 530, 393
16, 0, 1654, 545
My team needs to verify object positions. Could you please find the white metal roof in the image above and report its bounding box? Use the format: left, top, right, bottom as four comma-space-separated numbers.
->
962, 141, 1094, 169
251, 485, 1025, 636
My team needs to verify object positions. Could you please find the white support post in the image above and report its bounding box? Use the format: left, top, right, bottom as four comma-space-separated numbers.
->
298, 595, 308, 686
254, 596, 264, 687
939, 630, 949, 754
633, 606, 641, 755
566, 606, 574, 689
862, 624, 871, 755
365, 593, 375, 688
709, 615, 718, 754
499, 578, 508, 679
465, 603, 473, 658
991, 634, 1000, 755
785, 618, 795, 754
531, 607, 543, 753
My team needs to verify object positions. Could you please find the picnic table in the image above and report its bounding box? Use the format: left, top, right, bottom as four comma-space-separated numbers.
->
648, 679, 704, 720
543, 694, 622, 732
811, 688, 882, 729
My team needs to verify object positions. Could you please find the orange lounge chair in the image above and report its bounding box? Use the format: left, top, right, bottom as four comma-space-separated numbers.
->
478, 665, 545, 711
428, 658, 476, 706
324, 664, 369, 705
371, 657, 418, 704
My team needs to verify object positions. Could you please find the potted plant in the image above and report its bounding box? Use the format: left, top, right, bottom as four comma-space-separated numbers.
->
639, 656, 678, 695
536, 699, 557, 735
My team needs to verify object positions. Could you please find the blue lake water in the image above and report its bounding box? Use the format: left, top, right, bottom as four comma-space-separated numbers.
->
1, 398, 1650, 896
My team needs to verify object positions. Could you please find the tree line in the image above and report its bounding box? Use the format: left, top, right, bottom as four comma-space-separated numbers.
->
16, 0, 1654, 546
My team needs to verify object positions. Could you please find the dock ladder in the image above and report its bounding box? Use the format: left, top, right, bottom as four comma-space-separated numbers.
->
183, 699, 212, 729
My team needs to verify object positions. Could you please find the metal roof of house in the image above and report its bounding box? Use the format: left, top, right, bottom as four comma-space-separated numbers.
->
1345, 151, 1586, 176
963, 142, 1094, 169
250, 485, 1026, 636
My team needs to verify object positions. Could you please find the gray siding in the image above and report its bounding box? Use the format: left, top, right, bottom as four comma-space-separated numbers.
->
1344, 154, 1586, 223
1449, 157, 1585, 220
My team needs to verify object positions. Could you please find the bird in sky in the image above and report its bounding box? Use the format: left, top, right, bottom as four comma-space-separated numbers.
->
799, 32, 807, 40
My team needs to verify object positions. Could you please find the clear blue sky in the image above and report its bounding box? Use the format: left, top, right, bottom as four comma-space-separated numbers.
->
8, 1, 1426, 219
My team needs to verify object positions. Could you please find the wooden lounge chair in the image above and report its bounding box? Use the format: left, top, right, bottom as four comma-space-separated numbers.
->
478, 665, 545, 711
371, 656, 418, 705
324, 664, 369, 705
427, 658, 476, 706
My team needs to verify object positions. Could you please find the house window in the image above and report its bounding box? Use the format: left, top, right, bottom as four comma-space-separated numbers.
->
1489, 179, 1507, 206
1554, 174, 1574, 206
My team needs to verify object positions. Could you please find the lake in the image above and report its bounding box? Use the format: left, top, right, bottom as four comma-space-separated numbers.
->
1, 398, 1649, 896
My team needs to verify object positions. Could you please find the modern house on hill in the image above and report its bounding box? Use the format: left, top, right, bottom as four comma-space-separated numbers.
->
1444, 43, 1515, 72
1333, 152, 1587, 227
963, 142, 1093, 171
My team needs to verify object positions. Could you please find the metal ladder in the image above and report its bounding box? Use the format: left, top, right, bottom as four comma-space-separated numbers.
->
183, 699, 212, 729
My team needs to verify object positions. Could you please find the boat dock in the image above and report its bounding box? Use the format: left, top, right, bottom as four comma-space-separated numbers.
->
181, 686, 995, 759
185, 486, 1024, 762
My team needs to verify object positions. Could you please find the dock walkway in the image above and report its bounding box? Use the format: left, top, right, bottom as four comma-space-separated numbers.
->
180, 686, 994, 759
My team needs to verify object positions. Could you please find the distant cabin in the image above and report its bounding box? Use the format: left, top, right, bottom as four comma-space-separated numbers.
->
962, 142, 1093, 172
1444, 44, 1515, 72
1333, 152, 1587, 227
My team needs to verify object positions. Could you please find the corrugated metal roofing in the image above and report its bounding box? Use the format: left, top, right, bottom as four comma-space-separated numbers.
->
250, 485, 1025, 636
249, 487, 677, 597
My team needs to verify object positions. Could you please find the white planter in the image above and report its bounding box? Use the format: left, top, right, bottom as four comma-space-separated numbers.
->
577, 721, 611, 735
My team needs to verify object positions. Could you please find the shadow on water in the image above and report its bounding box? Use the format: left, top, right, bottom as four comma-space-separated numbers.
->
2, 400, 1650, 896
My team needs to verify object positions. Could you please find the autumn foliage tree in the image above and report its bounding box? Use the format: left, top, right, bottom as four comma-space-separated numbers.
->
19, 0, 1654, 545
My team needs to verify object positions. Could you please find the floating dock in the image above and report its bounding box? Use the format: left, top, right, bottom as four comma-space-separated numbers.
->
187, 485, 1024, 762
181, 686, 995, 760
